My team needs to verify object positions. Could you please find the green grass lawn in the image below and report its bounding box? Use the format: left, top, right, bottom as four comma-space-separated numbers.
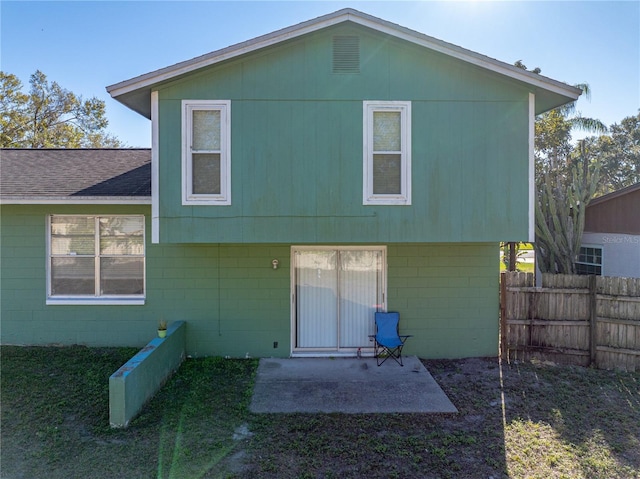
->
500, 260, 535, 273
2, 346, 639, 478
499, 242, 535, 274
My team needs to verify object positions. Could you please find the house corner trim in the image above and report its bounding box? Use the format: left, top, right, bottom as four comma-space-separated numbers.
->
528, 92, 535, 243
151, 90, 160, 244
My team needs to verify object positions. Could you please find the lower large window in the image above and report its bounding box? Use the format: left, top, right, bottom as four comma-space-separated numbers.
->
48, 215, 145, 304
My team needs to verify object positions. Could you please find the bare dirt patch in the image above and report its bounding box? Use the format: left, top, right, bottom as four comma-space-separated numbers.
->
240, 357, 640, 478
2, 347, 638, 479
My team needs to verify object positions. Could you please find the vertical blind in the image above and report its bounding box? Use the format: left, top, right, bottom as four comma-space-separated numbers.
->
296, 250, 338, 348
295, 249, 383, 350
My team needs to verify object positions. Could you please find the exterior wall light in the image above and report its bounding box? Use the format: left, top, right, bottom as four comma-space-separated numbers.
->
272, 259, 279, 269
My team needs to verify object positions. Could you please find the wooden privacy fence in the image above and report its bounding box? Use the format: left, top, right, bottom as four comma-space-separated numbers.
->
500, 272, 640, 371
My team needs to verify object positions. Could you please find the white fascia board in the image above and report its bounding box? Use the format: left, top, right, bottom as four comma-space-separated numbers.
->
528, 92, 536, 243
348, 15, 581, 100
107, 8, 581, 103
0, 196, 151, 205
151, 90, 160, 244
107, 11, 350, 98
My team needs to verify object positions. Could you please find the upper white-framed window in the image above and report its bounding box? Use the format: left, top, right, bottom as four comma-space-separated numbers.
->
363, 101, 412, 205
182, 100, 231, 205
47, 215, 145, 305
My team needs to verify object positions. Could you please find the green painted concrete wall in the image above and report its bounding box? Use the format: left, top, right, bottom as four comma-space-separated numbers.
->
156, 23, 531, 244
1, 205, 498, 358
109, 321, 186, 427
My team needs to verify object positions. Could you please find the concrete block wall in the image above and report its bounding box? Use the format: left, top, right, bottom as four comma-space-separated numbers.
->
188, 244, 291, 357
388, 243, 499, 358
2, 205, 499, 359
0, 206, 291, 357
109, 321, 186, 428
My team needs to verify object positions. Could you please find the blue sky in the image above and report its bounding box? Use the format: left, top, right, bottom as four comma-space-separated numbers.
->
2, 1, 638, 147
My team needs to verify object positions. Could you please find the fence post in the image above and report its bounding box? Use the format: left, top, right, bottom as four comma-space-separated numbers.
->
589, 275, 597, 367
500, 272, 507, 360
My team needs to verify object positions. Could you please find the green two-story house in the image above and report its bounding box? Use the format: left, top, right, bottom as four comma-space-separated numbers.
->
1, 9, 580, 358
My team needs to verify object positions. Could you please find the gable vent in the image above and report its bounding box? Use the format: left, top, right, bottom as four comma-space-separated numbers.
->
332, 35, 360, 73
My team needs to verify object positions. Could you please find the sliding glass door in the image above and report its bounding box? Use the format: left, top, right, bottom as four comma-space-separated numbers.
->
293, 247, 385, 353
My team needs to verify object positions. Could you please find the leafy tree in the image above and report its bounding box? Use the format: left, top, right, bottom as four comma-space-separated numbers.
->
0, 70, 122, 148
587, 110, 640, 195
0, 72, 29, 147
535, 85, 607, 170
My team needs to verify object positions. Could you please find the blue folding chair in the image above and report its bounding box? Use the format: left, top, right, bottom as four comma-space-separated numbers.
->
369, 312, 412, 366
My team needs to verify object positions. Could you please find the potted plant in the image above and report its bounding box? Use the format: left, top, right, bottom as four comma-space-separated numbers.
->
158, 320, 168, 338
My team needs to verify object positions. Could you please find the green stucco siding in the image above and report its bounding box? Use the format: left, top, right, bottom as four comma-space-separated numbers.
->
2, 206, 497, 358
156, 23, 531, 244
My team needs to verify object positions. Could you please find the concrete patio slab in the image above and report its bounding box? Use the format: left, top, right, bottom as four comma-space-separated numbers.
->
250, 356, 458, 414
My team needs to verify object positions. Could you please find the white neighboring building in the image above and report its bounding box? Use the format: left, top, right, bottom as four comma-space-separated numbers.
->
580, 183, 640, 278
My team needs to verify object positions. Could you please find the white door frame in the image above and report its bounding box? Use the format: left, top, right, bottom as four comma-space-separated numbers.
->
290, 245, 387, 357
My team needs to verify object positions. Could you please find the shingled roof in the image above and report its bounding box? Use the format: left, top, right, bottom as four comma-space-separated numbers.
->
0, 149, 151, 204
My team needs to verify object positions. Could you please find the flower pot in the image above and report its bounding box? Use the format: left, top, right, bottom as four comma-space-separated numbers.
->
158, 329, 167, 338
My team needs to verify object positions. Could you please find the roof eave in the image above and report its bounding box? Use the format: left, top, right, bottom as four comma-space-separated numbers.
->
0, 196, 152, 205
587, 182, 640, 207
107, 8, 581, 119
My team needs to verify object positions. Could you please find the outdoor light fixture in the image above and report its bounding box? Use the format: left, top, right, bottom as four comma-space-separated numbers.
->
272, 259, 279, 269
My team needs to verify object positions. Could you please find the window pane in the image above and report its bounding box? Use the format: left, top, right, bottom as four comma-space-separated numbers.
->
339, 250, 381, 347
100, 236, 144, 256
100, 258, 144, 295
50, 216, 95, 255
296, 250, 338, 348
51, 216, 94, 235
193, 110, 221, 150
51, 257, 95, 295
373, 111, 401, 151
578, 247, 602, 265
192, 153, 221, 194
576, 262, 602, 275
373, 154, 401, 194
99, 217, 144, 255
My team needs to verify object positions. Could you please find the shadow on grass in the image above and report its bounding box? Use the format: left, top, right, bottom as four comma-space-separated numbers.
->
244, 358, 508, 479
0, 347, 257, 479
499, 360, 640, 479
2, 347, 638, 479
131, 356, 258, 479
243, 357, 640, 478
155, 406, 237, 479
